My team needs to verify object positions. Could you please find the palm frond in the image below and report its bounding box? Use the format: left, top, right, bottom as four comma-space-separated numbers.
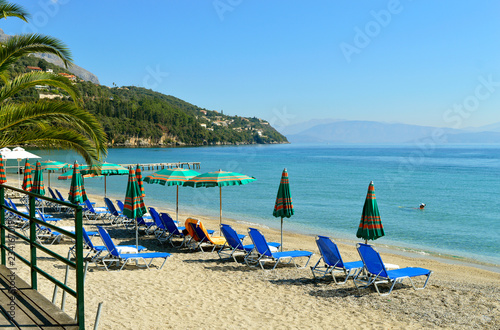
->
0, 72, 81, 105
0, 126, 101, 165
0, 1, 29, 22
0, 34, 72, 73
0, 101, 108, 162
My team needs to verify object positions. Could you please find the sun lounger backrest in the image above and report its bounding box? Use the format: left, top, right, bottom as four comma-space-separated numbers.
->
149, 207, 163, 229
160, 213, 178, 234
97, 226, 120, 257
48, 187, 58, 200
357, 243, 388, 278
82, 228, 95, 249
55, 189, 64, 201
116, 200, 124, 213
220, 224, 243, 249
248, 228, 273, 257
316, 236, 344, 268
104, 198, 119, 216
185, 218, 201, 241
84, 199, 94, 212
190, 222, 209, 243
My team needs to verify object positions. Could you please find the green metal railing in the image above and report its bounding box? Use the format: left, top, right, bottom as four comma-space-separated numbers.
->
0, 184, 85, 329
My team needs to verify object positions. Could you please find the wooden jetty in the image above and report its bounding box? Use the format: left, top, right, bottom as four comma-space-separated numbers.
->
120, 162, 201, 170
0, 265, 78, 329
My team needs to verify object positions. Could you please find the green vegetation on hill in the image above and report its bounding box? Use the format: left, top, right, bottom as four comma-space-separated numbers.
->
9, 57, 288, 146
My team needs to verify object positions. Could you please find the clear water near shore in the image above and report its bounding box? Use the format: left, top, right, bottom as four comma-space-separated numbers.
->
11, 143, 500, 267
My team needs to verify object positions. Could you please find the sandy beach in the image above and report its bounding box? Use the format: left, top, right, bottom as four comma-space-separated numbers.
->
4, 183, 500, 329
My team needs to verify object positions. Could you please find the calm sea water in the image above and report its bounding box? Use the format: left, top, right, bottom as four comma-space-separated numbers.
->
11, 144, 500, 267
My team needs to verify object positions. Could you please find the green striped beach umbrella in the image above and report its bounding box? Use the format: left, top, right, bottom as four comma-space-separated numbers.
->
0, 155, 6, 184
81, 163, 129, 197
144, 168, 200, 223
183, 169, 256, 226
136, 164, 145, 198
356, 181, 385, 244
68, 162, 88, 205
123, 168, 147, 250
32, 161, 45, 196
273, 168, 294, 251
22, 160, 33, 192
40, 160, 68, 188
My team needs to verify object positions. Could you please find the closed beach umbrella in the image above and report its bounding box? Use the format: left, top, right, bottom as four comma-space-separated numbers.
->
144, 168, 200, 223
136, 165, 145, 198
68, 162, 88, 205
40, 160, 68, 188
123, 168, 147, 250
3, 147, 40, 188
356, 181, 385, 244
0, 155, 6, 184
32, 161, 45, 196
183, 169, 256, 226
22, 160, 33, 192
273, 168, 294, 251
81, 163, 128, 197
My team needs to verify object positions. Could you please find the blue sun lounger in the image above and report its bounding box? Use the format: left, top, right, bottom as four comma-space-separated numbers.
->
159, 212, 186, 247
354, 243, 433, 296
77, 227, 146, 262
97, 226, 171, 271
246, 227, 313, 270
219, 224, 280, 263
310, 235, 364, 284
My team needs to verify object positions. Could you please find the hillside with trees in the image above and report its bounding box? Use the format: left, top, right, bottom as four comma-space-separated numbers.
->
8, 57, 288, 146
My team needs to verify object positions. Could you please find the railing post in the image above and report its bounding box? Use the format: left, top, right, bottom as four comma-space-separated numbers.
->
74, 205, 85, 328
29, 194, 37, 290
0, 185, 5, 265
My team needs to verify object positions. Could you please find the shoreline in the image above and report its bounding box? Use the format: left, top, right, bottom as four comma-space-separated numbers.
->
4, 171, 499, 273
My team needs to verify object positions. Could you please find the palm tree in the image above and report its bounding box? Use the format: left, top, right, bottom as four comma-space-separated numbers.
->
0, 1, 107, 165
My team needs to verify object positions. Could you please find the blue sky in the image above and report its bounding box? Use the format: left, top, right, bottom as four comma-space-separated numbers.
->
3, 1, 500, 129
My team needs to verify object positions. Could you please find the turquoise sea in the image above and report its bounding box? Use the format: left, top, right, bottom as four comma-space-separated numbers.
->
10, 144, 500, 268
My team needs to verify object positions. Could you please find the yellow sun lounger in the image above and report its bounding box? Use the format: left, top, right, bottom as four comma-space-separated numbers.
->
185, 218, 226, 252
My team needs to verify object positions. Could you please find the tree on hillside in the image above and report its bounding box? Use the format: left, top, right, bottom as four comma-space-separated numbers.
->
0, 1, 107, 165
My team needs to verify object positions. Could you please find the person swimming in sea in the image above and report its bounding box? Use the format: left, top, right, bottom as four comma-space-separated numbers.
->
419, 203, 426, 210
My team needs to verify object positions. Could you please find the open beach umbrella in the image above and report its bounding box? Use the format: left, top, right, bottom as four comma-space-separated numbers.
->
144, 168, 200, 223
273, 168, 294, 252
57, 165, 94, 180
40, 160, 68, 188
136, 165, 145, 198
356, 181, 385, 244
68, 162, 88, 205
0, 147, 11, 157
183, 169, 256, 226
81, 163, 129, 197
32, 161, 45, 196
21, 160, 33, 192
3, 147, 40, 188
0, 155, 6, 184
123, 168, 147, 251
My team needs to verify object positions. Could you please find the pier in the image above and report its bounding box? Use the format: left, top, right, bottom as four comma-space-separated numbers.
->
119, 162, 201, 170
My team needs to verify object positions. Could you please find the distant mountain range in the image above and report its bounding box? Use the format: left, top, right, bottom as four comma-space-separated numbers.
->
0, 29, 99, 84
283, 120, 500, 144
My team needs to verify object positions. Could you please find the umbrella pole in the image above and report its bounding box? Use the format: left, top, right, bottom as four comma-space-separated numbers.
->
219, 186, 222, 228
135, 218, 139, 252
104, 176, 107, 198
281, 217, 283, 252
176, 185, 179, 224
17, 159, 21, 188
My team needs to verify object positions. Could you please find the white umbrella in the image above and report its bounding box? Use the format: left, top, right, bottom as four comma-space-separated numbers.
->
0, 147, 11, 156
3, 147, 40, 188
